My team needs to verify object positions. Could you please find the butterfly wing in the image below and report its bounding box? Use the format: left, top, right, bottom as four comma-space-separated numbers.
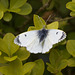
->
14, 30, 43, 53
48, 29, 66, 44
14, 30, 38, 47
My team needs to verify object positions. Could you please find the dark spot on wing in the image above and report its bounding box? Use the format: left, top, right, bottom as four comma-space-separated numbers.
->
15, 36, 21, 44
38, 28, 48, 42
56, 32, 58, 34
25, 34, 27, 37
59, 32, 65, 40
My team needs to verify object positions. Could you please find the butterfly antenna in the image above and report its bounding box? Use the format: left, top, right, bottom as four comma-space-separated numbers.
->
46, 15, 51, 24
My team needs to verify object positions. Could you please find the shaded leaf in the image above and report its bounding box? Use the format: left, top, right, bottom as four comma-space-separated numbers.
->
3, 12, 12, 21
46, 63, 55, 73
23, 62, 35, 74
31, 59, 45, 75
15, 47, 30, 61
0, 59, 23, 75
68, 58, 75, 67
0, 0, 9, 8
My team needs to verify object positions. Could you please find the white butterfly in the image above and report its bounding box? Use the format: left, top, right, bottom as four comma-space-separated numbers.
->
14, 28, 66, 54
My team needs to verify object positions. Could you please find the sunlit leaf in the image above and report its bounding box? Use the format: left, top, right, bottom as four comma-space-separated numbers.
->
66, 2, 75, 11
66, 40, 75, 57
0, 11, 4, 19
4, 56, 17, 62
34, 14, 46, 29
47, 21, 59, 29
10, 0, 27, 9
70, 11, 75, 16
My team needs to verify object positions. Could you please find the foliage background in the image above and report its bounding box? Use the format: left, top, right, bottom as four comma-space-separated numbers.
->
0, 0, 75, 75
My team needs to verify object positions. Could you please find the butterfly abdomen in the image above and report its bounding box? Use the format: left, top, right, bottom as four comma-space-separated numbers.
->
38, 28, 48, 42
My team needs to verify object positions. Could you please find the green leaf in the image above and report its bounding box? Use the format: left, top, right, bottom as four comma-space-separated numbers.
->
0, 0, 9, 8
0, 59, 23, 75
3, 33, 19, 56
0, 51, 2, 56
47, 49, 68, 74
72, 0, 75, 2
34, 15, 46, 29
49, 49, 60, 67
0, 33, 19, 56
0, 11, 4, 19
17, 3, 32, 15
28, 26, 36, 31
10, 0, 27, 9
0, 2, 7, 12
8, 8, 21, 13
15, 47, 30, 61
66, 40, 75, 57
47, 21, 59, 29
70, 11, 75, 16
66, 2, 75, 11
3, 12, 12, 21
0, 52, 7, 63
58, 60, 68, 71
46, 63, 55, 73
68, 58, 75, 67
56, 72, 63, 75
23, 62, 35, 74
4, 56, 17, 62
31, 59, 45, 75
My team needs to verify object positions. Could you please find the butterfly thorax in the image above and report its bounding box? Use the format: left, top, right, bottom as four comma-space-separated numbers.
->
38, 28, 48, 42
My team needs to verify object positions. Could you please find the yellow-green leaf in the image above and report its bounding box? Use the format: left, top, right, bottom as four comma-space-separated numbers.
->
15, 47, 30, 61
3, 33, 19, 56
47, 21, 59, 29
0, 59, 23, 75
10, 0, 27, 9
68, 58, 75, 67
17, 3, 32, 15
66, 2, 75, 11
3, 12, 12, 21
34, 14, 46, 29
31, 59, 45, 75
23, 62, 35, 74
28, 26, 36, 31
0, 11, 4, 19
4, 56, 17, 62
70, 11, 75, 16
66, 40, 75, 57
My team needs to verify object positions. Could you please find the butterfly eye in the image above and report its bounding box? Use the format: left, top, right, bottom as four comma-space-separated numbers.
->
25, 34, 27, 37
56, 32, 58, 34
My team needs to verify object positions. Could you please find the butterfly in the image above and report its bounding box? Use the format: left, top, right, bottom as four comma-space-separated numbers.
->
14, 28, 66, 54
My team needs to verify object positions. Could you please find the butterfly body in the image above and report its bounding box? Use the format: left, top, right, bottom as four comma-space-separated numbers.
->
14, 28, 66, 54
